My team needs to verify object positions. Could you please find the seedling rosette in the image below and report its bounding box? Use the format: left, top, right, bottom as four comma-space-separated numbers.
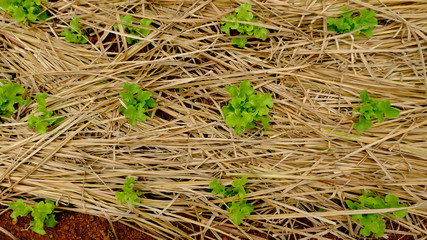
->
221, 3, 269, 48
327, 8, 378, 37
119, 83, 157, 125
28, 93, 65, 134
114, 14, 152, 45
222, 80, 273, 134
0, 0, 49, 24
0, 81, 29, 122
61, 17, 88, 44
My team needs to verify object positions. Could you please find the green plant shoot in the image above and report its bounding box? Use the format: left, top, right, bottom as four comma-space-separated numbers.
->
119, 83, 157, 125
114, 14, 151, 45
346, 191, 407, 238
353, 90, 400, 132
0, 0, 49, 24
60, 17, 88, 44
116, 177, 142, 208
9, 199, 58, 235
28, 93, 65, 133
209, 177, 254, 225
0, 81, 28, 122
327, 8, 378, 37
221, 3, 269, 48
222, 80, 273, 134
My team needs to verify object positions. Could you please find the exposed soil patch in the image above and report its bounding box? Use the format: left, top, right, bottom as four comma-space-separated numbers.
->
0, 209, 155, 240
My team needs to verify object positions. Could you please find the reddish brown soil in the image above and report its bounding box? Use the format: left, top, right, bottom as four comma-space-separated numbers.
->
0, 210, 155, 240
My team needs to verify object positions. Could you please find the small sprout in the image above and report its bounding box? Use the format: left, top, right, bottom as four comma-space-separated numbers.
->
210, 177, 254, 225
61, 17, 88, 44
9, 199, 58, 235
222, 80, 273, 134
115, 177, 141, 208
221, 3, 269, 48
0, 0, 49, 24
327, 8, 378, 37
0, 81, 28, 122
28, 93, 65, 133
114, 14, 152, 45
346, 191, 407, 238
353, 90, 400, 132
119, 83, 157, 125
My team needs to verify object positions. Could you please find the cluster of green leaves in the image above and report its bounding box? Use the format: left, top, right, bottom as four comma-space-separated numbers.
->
0, 81, 28, 122
209, 177, 254, 225
114, 14, 151, 45
346, 190, 408, 238
353, 90, 400, 132
9, 199, 58, 235
119, 83, 157, 125
115, 176, 142, 208
0, 0, 49, 24
221, 3, 269, 48
60, 17, 87, 44
28, 93, 65, 133
327, 8, 378, 37
222, 80, 273, 134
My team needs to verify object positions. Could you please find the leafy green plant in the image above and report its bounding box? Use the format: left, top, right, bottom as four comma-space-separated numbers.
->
221, 3, 269, 48
114, 14, 151, 45
353, 90, 400, 132
119, 83, 157, 125
346, 190, 408, 238
222, 80, 273, 134
28, 93, 65, 133
60, 17, 88, 44
0, 81, 28, 122
115, 176, 142, 208
0, 0, 49, 24
9, 199, 58, 235
327, 8, 378, 37
209, 177, 254, 225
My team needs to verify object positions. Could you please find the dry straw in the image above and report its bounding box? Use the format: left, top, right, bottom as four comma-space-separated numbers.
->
0, 0, 426, 239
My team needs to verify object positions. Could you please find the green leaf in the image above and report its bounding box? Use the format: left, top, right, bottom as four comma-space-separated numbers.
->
116, 177, 141, 208
209, 178, 225, 196
228, 200, 254, 225
44, 214, 58, 228
120, 83, 156, 125
222, 81, 273, 134
30, 200, 55, 235
28, 93, 64, 133
61, 17, 88, 44
221, 3, 269, 47
327, 8, 377, 37
9, 199, 32, 220
354, 115, 372, 132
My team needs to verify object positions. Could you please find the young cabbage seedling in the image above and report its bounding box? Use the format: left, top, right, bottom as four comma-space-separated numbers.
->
353, 90, 400, 132
119, 83, 157, 125
114, 14, 152, 45
61, 17, 88, 44
209, 177, 254, 225
0, 0, 49, 24
222, 80, 273, 134
115, 177, 141, 208
28, 93, 65, 133
327, 8, 378, 37
346, 190, 407, 238
221, 3, 269, 48
0, 81, 28, 122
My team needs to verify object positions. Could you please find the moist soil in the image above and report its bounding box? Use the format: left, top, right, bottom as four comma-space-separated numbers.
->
0, 209, 154, 240
0, 209, 421, 239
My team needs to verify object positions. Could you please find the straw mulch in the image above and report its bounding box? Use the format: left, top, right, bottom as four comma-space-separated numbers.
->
0, 0, 426, 239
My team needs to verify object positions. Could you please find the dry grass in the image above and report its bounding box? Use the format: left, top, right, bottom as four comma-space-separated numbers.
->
0, 0, 426, 239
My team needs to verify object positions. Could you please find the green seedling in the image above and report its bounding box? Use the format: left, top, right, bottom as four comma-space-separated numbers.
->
221, 3, 269, 48
114, 14, 151, 45
28, 93, 65, 133
119, 83, 157, 125
115, 176, 141, 208
353, 90, 400, 132
9, 199, 58, 235
327, 8, 378, 37
209, 177, 254, 225
0, 0, 49, 24
346, 190, 407, 238
222, 80, 273, 134
0, 81, 28, 122
60, 17, 88, 44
